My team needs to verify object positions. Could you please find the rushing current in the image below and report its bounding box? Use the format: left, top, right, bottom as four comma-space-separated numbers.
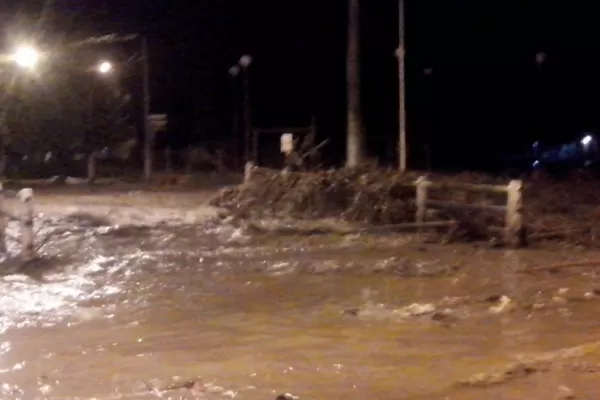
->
0, 201, 598, 399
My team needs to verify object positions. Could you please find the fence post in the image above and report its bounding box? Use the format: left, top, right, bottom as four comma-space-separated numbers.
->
415, 176, 430, 225
244, 161, 254, 184
0, 183, 6, 253
17, 188, 34, 261
505, 180, 524, 247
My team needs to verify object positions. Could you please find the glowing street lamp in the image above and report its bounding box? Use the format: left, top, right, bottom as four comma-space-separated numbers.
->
97, 61, 113, 74
581, 135, 593, 149
13, 46, 39, 69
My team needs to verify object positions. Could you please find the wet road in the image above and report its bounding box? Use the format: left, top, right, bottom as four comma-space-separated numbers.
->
1, 210, 600, 399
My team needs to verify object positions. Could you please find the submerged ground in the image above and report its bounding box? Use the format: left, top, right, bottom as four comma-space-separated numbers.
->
0, 184, 599, 399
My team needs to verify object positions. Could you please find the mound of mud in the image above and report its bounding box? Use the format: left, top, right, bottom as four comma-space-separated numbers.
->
210, 166, 600, 246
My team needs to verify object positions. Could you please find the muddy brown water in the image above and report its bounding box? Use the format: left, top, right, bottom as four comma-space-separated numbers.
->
0, 213, 600, 399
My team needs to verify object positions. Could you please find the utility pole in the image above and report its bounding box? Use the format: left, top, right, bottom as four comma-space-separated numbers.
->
397, 0, 407, 172
346, 0, 363, 167
242, 64, 251, 162
142, 36, 152, 182
230, 76, 240, 168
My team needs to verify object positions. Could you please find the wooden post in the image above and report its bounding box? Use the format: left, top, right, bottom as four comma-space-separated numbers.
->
17, 188, 34, 261
415, 176, 429, 225
244, 161, 254, 184
215, 149, 224, 172
86, 151, 97, 184
505, 180, 524, 247
0, 182, 6, 253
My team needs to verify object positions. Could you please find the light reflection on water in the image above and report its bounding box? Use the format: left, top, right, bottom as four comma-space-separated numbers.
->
0, 215, 597, 399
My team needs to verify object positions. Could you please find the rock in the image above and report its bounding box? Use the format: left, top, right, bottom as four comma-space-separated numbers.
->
403, 303, 435, 317
484, 294, 503, 303
275, 393, 295, 400
555, 385, 575, 399
342, 307, 360, 317
431, 310, 458, 323
489, 295, 514, 314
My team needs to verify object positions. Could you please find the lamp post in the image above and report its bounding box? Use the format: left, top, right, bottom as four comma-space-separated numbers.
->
423, 67, 433, 170
228, 64, 241, 168
229, 55, 253, 163
534, 52, 546, 148
86, 60, 119, 183
68, 34, 153, 181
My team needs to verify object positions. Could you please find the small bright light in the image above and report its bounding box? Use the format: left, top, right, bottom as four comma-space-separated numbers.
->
239, 54, 252, 68
581, 135, 593, 147
533, 160, 540, 168
97, 61, 113, 74
535, 52, 546, 65
228, 65, 240, 76
13, 46, 39, 68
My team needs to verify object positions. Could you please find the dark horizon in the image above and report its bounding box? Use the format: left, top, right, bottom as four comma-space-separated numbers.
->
2, 1, 600, 169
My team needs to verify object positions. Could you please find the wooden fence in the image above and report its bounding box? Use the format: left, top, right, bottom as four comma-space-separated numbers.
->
0, 185, 35, 261
414, 176, 524, 247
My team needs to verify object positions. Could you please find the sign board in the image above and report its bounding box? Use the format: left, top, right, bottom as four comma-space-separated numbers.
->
280, 133, 294, 154
148, 114, 168, 136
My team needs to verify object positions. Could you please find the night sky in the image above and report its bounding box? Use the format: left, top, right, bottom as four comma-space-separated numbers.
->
2, 1, 600, 169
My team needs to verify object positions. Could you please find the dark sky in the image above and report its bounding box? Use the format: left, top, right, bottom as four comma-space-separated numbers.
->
2, 1, 600, 168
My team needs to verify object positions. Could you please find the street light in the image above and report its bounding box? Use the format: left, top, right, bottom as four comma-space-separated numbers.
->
97, 61, 113, 74
70, 33, 153, 181
13, 46, 39, 69
229, 54, 253, 164
581, 135, 593, 148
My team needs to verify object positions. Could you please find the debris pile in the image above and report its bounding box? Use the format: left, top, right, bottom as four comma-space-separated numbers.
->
210, 166, 600, 246
212, 167, 421, 224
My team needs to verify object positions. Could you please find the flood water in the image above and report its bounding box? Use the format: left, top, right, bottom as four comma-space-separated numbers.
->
1, 209, 600, 399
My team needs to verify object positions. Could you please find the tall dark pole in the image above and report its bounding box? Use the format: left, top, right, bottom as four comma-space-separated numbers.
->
397, 0, 407, 172
142, 36, 152, 182
534, 52, 546, 153
231, 78, 240, 168
242, 67, 251, 162
346, 0, 363, 167
424, 68, 433, 170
